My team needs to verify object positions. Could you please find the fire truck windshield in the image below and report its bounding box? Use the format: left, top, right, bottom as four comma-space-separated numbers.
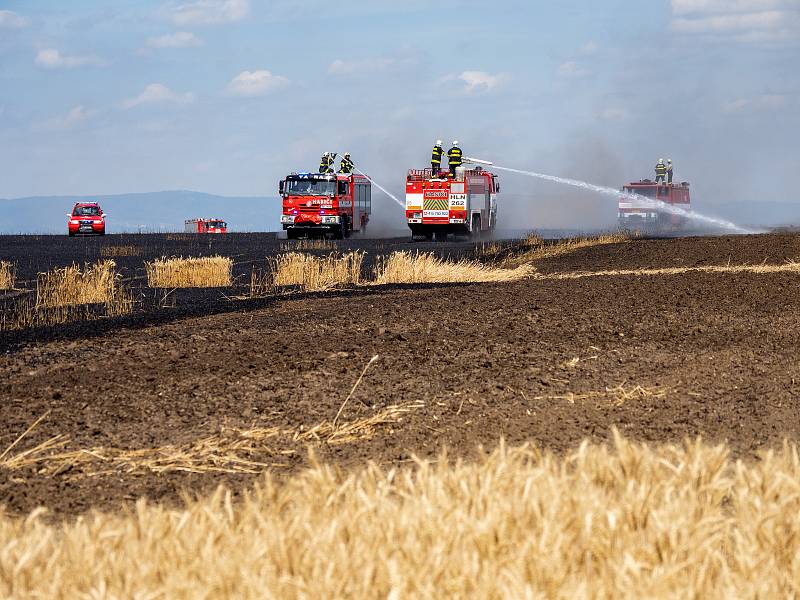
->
208, 221, 226, 228
625, 187, 656, 198
285, 179, 335, 196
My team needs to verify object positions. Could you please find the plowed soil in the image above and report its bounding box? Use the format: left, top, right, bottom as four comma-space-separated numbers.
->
2, 232, 800, 517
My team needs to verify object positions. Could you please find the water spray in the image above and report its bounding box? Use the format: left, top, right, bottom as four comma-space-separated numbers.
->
464, 157, 757, 234
354, 167, 405, 209
333, 153, 405, 210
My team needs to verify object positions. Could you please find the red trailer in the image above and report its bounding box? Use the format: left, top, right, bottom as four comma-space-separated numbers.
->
278, 172, 371, 239
184, 218, 227, 234
405, 166, 499, 241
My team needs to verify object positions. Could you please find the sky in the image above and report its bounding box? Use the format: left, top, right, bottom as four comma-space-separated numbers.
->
0, 0, 798, 228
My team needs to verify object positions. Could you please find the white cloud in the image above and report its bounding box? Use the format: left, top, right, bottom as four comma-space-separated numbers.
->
226, 70, 288, 96
0, 10, 28, 28
328, 58, 394, 75
38, 105, 97, 131
671, 0, 800, 42
450, 71, 508, 93
122, 84, 195, 109
168, 0, 249, 26
557, 61, 587, 78
672, 0, 790, 14
579, 41, 599, 55
723, 94, 788, 113
35, 49, 103, 69
146, 31, 202, 49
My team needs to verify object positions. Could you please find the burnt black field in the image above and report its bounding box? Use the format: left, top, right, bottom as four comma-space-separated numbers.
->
0, 232, 515, 349
0, 232, 499, 284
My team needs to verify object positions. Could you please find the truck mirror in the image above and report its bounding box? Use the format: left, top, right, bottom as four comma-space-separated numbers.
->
278, 181, 285, 195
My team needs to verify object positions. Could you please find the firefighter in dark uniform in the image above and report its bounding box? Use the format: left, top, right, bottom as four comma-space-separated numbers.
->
319, 152, 330, 174
655, 158, 667, 184
666, 159, 674, 184
431, 140, 444, 176
448, 140, 463, 177
339, 152, 354, 174
319, 152, 336, 174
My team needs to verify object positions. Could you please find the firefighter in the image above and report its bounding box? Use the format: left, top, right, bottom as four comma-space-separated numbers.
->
431, 140, 444, 175
319, 152, 331, 174
448, 140, 463, 177
319, 152, 337, 174
339, 152, 354, 174
655, 158, 667, 184
666, 159, 674, 184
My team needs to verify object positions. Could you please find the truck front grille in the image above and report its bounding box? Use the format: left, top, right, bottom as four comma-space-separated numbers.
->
423, 198, 448, 211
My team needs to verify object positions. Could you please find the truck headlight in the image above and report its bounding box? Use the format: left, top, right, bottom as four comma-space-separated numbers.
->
70, 220, 79, 224
322, 216, 341, 224
281, 215, 295, 223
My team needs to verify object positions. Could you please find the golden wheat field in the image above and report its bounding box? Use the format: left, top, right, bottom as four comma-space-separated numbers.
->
271, 251, 364, 290
145, 256, 233, 288
1, 434, 800, 598
373, 251, 534, 284
0, 261, 132, 331
0, 261, 14, 290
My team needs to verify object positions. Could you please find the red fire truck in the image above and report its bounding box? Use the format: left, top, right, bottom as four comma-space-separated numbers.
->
618, 180, 691, 231
184, 218, 228, 234
405, 166, 499, 241
278, 172, 371, 239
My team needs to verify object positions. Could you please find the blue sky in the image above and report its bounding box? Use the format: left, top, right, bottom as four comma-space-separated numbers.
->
0, 0, 798, 226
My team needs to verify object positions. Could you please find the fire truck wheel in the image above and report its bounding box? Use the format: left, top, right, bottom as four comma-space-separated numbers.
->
286, 229, 298, 240
342, 216, 351, 239
434, 230, 448, 242
471, 215, 482, 241
68, 231, 75, 237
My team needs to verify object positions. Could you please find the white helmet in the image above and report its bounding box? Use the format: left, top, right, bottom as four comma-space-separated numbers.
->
436, 139, 442, 146
452, 140, 459, 146
344, 152, 350, 157
323, 152, 329, 157
667, 158, 672, 163
658, 158, 664, 164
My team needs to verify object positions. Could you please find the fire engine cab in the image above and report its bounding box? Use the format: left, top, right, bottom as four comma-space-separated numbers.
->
185, 218, 227, 234
278, 172, 371, 239
405, 166, 499, 241
618, 180, 691, 231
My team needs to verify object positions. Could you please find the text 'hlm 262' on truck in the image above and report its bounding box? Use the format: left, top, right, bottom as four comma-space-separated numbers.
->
405, 165, 499, 241
278, 172, 371, 239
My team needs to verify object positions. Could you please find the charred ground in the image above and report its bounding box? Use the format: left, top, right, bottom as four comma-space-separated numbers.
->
1, 232, 800, 517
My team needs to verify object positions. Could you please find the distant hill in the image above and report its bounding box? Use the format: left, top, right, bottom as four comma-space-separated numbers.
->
0, 191, 281, 234
1, 190, 795, 235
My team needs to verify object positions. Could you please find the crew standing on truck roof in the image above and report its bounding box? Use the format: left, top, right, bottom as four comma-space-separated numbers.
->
319, 152, 337, 174
431, 140, 444, 176
339, 152, 354, 174
655, 158, 667, 184
319, 152, 331, 174
448, 141, 463, 177
666, 159, 674, 184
